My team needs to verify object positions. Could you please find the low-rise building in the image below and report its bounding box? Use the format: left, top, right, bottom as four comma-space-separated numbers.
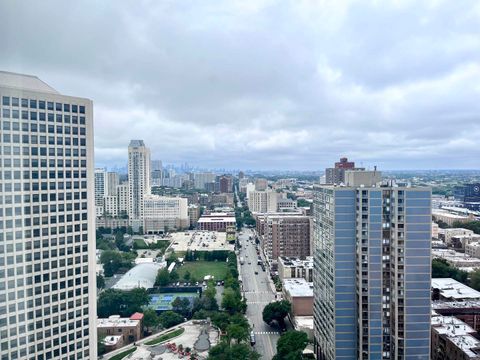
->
432, 278, 480, 301
433, 209, 474, 226
278, 256, 313, 282
431, 313, 480, 360
282, 278, 314, 316
433, 300, 480, 333
453, 235, 480, 250
440, 228, 475, 244
188, 204, 201, 227
97, 313, 143, 346
433, 249, 480, 272
198, 213, 236, 232
113, 262, 165, 290
466, 241, 480, 258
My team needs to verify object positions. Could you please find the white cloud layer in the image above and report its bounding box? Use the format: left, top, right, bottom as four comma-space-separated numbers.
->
1, 0, 479, 170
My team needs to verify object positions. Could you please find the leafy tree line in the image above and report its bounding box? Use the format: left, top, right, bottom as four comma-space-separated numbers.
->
100, 250, 136, 277
184, 249, 231, 262
453, 220, 480, 235
432, 258, 480, 292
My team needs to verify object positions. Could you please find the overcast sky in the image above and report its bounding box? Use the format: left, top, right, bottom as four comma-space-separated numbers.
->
1, 0, 479, 170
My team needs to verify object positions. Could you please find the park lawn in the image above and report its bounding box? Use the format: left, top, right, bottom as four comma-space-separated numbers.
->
177, 261, 229, 281
109, 347, 137, 360
145, 328, 185, 346
134, 238, 148, 249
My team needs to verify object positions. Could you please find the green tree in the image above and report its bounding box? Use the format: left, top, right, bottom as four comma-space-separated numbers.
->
470, 269, 480, 291
97, 288, 150, 318
156, 268, 171, 286
222, 288, 243, 315
453, 221, 480, 235
172, 297, 191, 318
100, 250, 135, 277
262, 300, 291, 329
432, 258, 468, 283
143, 308, 160, 332
183, 270, 191, 281
208, 342, 260, 360
97, 274, 105, 289
159, 310, 184, 328
226, 323, 249, 345
97, 336, 106, 356
272, 330, 309, 360
170, 269, 180, 283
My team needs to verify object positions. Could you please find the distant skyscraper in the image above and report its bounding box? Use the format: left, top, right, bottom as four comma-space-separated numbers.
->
325, 157, 356, 184
313, 174, 431, 360
128, 140, 151, 223
255, 178, 268, 191
0, 71, 97, 358
94, 167, 106, 206
151, 159, 163, 186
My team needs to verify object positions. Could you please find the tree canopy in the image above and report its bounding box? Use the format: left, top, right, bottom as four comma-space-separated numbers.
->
262, 300, 291, 329
159, 310, 184, 329
273, 330, 309, 360
97, 288, 150, 318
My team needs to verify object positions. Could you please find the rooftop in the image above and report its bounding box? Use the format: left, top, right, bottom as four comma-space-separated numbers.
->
112, 262, 164, 290
169, 231, 233, 252
279, 256, 313, 269
97, 315, 141, 328
198, 216, 236, 223
102, 335, 122, 346
129, 140, 146, 147
283, 278, 314, 297
432, 278, 480, 300
0, 71, 59, 94
432, 314, 480, 358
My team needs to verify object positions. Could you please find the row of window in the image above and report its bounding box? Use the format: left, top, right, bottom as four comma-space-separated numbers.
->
2, 120, 86, 134
1, 158, 86, 168
2, 96, 85, 114
1, 224, 88, 241
1, 109, 86, 124
0, 146, 87, 157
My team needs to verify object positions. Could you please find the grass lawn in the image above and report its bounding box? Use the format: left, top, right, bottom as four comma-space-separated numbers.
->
134, 238, 148, 249
145, 328, 185, 346
177, 261, 229, 281
109, 347, 136, 360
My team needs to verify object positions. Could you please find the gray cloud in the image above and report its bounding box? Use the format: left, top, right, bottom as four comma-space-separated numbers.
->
1, 0, 479, 170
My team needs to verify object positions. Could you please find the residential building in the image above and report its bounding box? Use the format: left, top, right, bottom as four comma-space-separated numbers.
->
277, 198, 297, 212
194, 172, 216, 190
431, 314, 480, 360
255, 178, 268, 191
439, 228, 475, 245
0, 71, 97, 358
217, 175, 233, 193
198, 213, 236, 232
278, 256, 313, 282
151, 159, 163, 186
188, 204, 201, 227
283, 278, 314, 316
97, 314, 143, 346
262, 215, 312, 265
117, 183, 129, 217
466, 241, 480, 258
344, 168, 381, 187
94, 167, 106, 206
431, 278, 480, 302
433, 300, 480, 333
104, 195, 118, 217
248, 189, 278, 213
104, 171, 119, 196
324, 157, 355, 184
433, 209, 474, 226
143, 195, 189, 233
313, 180, 431, 360
128, 140, 151, 224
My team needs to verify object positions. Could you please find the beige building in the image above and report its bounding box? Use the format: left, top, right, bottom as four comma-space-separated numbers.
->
433, 209, 473, 226
143, 195, 189, 233
283, 278, 314, 316
128, 140, 151, 223
117, 183, 129, 217
466, 241, 480, 258
440, 228, 475, 245
97, 313, 143, 346
278, 256, 313, 282
255, 178, 268, 191
188, 204, 201, 227
104, 195, 118, 217
248, 189, 278, 213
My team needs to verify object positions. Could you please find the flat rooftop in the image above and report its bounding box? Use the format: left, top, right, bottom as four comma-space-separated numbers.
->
97, 315, 140, 328
279, 256, 313, 268
432, 314, 480, 357
169, 231, 233, 252
283, 278, 314, 297
432, 278, 480, 300
198, 216, 236, 223
0, 70, 59, 94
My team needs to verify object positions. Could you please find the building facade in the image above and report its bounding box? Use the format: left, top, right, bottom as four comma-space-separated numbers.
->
248, 190, 278, 213
116, 183, 129, 217
313, 183, 431, 360
0, 71, 97, 359
324, 157, 355, 184
128, 140, 151, 222
143, 195, 189, 233
94, 167, 106, 206
104, 171, 119, 196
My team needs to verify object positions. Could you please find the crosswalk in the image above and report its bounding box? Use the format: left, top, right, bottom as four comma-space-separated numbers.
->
253, 331, 280, 335
246, 301, 271, 305
244, 291, 271, 294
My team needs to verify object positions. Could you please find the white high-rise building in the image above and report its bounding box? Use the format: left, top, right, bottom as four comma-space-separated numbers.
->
94, 167, 106, 206
248, 189, 279, 213
104, 171, 119, 196
0, 71, 97, 359
128, 140, 151, 224
117, 183, 129, 217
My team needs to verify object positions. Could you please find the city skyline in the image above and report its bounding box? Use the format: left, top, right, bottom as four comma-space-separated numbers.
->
1, 1, 479, 170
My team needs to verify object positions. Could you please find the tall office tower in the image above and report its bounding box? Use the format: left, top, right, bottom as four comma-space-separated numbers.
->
0, 71, 97, 359
151, 159, 163, 186
128, 140, 151, 224
104, 171, 119, 196
313, 178, 431, 360
325, 157, 356, 184
94, 167, 106, 206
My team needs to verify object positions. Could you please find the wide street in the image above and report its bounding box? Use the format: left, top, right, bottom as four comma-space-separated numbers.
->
238, 227, 280, 359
